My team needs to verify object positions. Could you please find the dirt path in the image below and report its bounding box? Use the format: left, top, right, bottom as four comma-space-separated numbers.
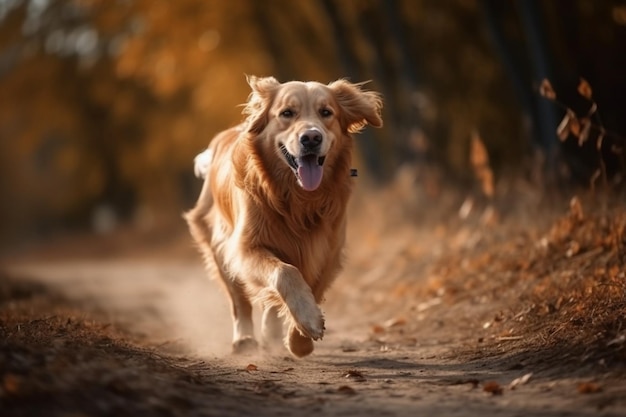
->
2, 255, 624, 417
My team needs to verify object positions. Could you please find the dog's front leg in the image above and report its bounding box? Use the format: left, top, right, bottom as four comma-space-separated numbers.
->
270, 262, 325, 341
232, 251, 325, 342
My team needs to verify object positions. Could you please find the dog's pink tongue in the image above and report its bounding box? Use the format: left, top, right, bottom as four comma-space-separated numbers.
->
297, 156, 323, 191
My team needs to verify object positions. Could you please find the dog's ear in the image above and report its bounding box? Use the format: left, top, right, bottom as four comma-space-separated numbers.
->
328, 80, 383, 134
243, 75, 281, 134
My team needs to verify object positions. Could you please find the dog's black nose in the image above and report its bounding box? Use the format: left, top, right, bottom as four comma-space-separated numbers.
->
299, 130, 322, 150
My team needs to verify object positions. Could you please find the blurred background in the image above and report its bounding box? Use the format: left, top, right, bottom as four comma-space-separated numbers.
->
1, 0, 625, 250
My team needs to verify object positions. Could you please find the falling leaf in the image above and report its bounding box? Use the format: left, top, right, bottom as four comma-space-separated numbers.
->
470, 131, 495, 198
539, 79, 556, 100
245, 364, 259, 372
577, 78, 593, 100
458, 197, 473, 219
569, 114, 581, 137
337, 385, 357, 395
587, 102, 598, 117
509, 373, 533, 390
577, 382, 602, 394
483, 381, 503, 395
557, 110, 576, 141
590, 168, 602, 190
596, 131, 605, 151
470, 131, 489, 167
578, 118, 591, 146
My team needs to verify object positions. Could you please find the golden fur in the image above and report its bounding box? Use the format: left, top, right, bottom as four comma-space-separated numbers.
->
185, 76, 382, 357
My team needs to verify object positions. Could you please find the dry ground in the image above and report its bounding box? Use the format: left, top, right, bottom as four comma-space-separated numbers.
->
1, 185, 625, 416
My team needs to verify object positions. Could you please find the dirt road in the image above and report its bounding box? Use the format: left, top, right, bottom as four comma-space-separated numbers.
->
2, 250, 624, 417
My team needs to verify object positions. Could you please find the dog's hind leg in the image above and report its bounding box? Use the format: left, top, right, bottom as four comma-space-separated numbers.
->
185, 173, 257, 354
223, 277, 257, 354
261, 305, 283, 350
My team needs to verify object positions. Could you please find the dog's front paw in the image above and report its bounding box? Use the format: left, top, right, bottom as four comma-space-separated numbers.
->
275, 264, 325, 341
291, 302, 325, 341
287, 326, 314, 357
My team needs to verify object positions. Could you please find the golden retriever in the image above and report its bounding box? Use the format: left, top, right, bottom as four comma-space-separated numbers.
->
185, 76, 382, 357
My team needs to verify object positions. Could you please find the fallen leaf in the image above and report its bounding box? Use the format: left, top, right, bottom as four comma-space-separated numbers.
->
370, 324, 385, 334
565, 241, 581, 258
337, 385, 357, 395
245, 364, 259, 372
577, 382, 602, 394
569, 196, 584, 221
343, 370, 365, 381
607, 334, 625, 346
483, 381, 503, 395
2, 374, 21, 395
384, 317, 407, 328
509, 373, 533, 390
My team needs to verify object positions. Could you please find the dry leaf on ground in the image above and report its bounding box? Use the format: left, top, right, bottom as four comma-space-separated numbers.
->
483, 381, 503, 395
577, 382, 602, 394
509, 373, 533, 390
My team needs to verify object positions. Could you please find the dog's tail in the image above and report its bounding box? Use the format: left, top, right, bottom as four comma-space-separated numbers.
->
184, 148, 214, 249
193, 148, 213, 180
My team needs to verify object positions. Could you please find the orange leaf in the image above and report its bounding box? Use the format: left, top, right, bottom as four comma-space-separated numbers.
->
577, 382, 602, 394
577, 77, 593, 100
539, 79, 556, 100
2, 374, 21, 395
470, 131, 489, 167
370, 324, 385, 334
483, 381, 503, 395
337, 385, 357, 395
245, 364, 258, 372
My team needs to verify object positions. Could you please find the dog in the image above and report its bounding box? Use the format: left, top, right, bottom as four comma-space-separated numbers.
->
185, 76, 382, 357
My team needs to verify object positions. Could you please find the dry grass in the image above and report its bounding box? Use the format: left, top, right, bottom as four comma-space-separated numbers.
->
346, 163, 626, 373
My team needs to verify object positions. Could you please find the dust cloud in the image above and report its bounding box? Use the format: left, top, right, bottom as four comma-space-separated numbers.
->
6, 260, 236, 357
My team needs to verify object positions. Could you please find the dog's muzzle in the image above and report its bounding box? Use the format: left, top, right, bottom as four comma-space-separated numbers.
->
279, 130, 327, 191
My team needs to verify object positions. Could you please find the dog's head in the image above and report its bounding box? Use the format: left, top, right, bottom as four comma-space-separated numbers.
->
243, 76, 383, 191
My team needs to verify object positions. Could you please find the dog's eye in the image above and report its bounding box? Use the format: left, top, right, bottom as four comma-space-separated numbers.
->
280, 109, 295, 118
320, 108, 333, 118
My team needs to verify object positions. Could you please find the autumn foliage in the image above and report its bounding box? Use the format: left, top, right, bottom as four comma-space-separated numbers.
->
1, 1, 626, 244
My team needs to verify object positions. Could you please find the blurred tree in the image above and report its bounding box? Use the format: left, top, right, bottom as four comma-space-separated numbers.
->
0, 0, 624, 245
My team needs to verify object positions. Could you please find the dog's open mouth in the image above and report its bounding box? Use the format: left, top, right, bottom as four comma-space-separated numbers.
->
279, 144, 326, 191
